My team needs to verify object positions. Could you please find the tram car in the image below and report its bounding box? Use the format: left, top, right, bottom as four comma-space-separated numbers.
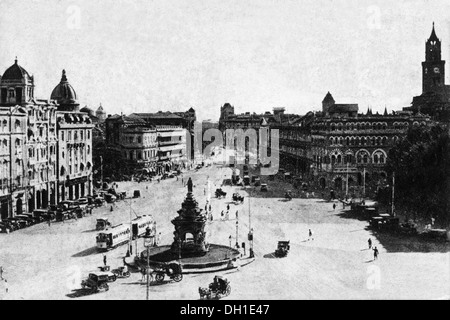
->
131, 215, 156, 240
96, 215, 156, 251
96, 223, 132, 251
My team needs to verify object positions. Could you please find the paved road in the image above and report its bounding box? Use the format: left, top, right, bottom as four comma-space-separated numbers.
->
0, 164, 448, 300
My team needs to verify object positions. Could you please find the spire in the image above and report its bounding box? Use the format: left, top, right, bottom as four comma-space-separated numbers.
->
15, 56, 18, 64
384, 107, 388, 116
428, 22, 439, 42
61, 69, 67, 82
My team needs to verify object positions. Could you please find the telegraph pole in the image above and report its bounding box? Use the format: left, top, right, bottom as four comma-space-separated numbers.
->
391, 172, 395, 216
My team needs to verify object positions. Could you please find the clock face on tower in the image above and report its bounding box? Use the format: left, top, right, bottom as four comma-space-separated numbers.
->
434, 67, 440, 73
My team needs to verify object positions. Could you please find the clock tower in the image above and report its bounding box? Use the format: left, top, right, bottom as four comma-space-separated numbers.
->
422, 23, 446, 94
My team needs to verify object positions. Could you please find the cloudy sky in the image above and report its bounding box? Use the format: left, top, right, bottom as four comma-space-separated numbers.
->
1, 0, 450, 120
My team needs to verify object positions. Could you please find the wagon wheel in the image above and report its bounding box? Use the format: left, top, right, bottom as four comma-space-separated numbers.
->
225, 285, 231, 296
155, 272, 165, 283
206, 292, 212, 300
173, 273, 183, 282
103, 283, 109, 291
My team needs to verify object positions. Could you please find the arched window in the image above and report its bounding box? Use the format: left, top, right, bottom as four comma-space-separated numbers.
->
60, 166, 66, 176
337, 154, 342, 164
331, 155, 336, 165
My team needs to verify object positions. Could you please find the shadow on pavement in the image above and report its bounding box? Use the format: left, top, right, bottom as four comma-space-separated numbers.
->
72, 246, 100, 257
82, 229, 98, 233
336, 209, 450, 253
263, 252, 277, 259
66, 288, 96, 298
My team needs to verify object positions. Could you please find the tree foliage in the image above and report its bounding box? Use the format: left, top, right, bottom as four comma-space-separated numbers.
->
385, 124, 450, 226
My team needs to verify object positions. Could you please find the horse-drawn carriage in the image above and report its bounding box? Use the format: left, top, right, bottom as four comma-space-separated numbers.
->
199, 276, 231, 299
232, 193, 244, 203
152, 261, 183, 283
215, 188, 227, 199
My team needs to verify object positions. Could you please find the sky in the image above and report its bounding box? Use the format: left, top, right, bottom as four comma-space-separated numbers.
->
1, 0, 450, 121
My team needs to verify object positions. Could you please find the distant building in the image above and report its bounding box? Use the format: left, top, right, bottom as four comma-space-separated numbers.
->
105, 111, 189, 175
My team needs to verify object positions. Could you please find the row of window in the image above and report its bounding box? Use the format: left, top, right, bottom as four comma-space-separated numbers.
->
313, 121, 418, 131
314, 149, 387, 165
60, 162, 92, 176
126, 149, 158, 161
329, 136, 400, 146
60, 129, 91, 142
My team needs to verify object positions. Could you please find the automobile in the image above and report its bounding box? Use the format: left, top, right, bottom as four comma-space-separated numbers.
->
260, 184, 268, 192
5, 217, 27, 229
243, 175, 250, 186
104, 193, 117, 203
0, 221, 17, 232
133, 190, 141, 198
81, 272, 110, 293
96, 217, 111, 231
32, 209, 49, 223
75, 198, 89, 209
15, 214, 36, 226
274, 240, 290, 257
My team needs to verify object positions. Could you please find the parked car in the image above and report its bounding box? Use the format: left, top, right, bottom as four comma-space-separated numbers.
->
0, 220, 17, 232
75, 198, 89, 209
32, 209, 48, 223
5, 217, 28, 229
15, 214, 36, 226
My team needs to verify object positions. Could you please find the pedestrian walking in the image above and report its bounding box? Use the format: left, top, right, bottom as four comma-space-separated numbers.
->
333, 203, 336, 210
368, 238, 372, 249
236, 210, 239, 220
227, 204, 230, 211
221, 211, 224, 220
4, 279, 7, 293
225, 211, 229, 220
308, 229, 314, 241
373, 246, 379, 260
0, 266, 3, 280
103, 254, 107, 266
204, 188, 206, 195
209, 204, 211, 212
205, 203, 208, 211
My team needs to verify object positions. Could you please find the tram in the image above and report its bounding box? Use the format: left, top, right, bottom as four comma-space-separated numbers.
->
96, 215, 156, 251
131, 215, 156, 240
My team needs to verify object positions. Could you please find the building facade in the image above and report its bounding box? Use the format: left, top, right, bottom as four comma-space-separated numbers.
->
274, 93, 432, 198
105, 111, 188, 176
0, 61, 93, 220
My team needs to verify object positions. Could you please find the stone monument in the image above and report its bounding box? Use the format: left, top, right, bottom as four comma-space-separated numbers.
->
171, 178, 209, 256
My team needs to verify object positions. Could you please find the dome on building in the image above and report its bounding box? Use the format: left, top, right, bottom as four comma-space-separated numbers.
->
80, 106, 95, 117
2, 58, 32, 81
50, 70, 78, 105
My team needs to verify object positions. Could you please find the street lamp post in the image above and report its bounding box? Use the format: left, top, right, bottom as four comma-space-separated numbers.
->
248, 228, 254, 258
229, 235, 232, 249
235, 221, 239, 248
143, 227, 152, 301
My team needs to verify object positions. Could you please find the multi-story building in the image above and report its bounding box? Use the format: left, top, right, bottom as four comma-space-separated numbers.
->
51, 70, 94, 202
0, 61, 93, 220
274, 92, 432, 198
105, 111, 188, 176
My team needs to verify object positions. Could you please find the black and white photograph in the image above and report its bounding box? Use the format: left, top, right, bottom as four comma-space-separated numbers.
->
0, 0, 449, 303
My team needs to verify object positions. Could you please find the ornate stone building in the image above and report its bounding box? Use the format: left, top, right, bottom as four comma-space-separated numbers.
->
51, 70, 94, 202
105, 111, 189, 175
0, 61, 93, 220
274, 93, 432, 198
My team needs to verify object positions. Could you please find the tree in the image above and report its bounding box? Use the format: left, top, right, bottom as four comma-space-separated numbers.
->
385, 124, 450, 227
